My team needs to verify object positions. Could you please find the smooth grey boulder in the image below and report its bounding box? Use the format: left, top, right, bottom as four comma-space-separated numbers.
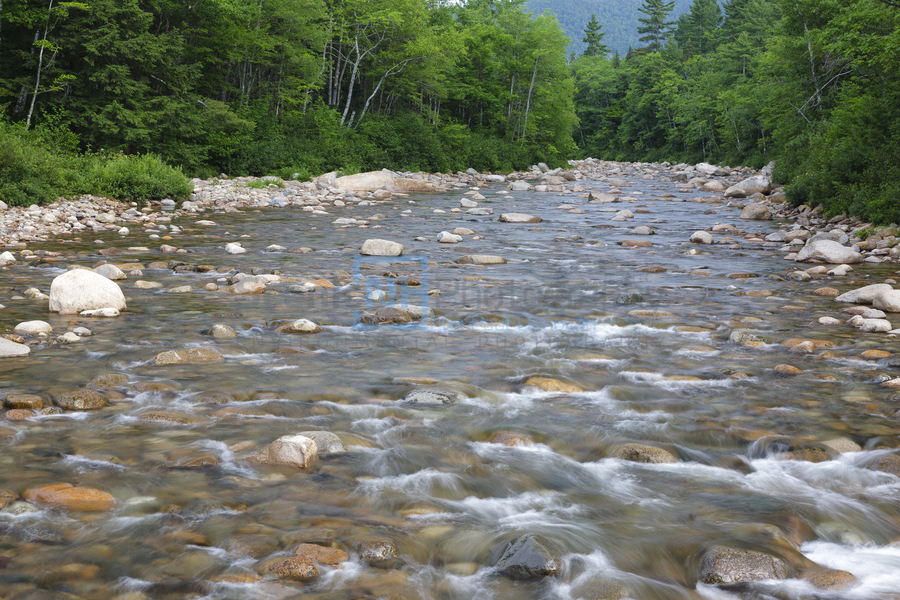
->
0, 337, 30, 358
796, 240, 863, 264
739, 203, 771, 220
334, 171, 394, 192
700, 545, 787, 584
873, 290, 900, 313
834, 284, 893, 304
404, 389, 464, 405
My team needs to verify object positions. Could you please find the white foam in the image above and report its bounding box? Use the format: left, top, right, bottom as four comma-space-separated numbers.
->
356, 467, 463, 500
802, 541, 900, 598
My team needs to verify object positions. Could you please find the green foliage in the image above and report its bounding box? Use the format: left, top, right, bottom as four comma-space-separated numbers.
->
0, 119, 191, 206
0, 120, 80, 206
582, 14, 610, 57
245, 178, 285, 189
83, 153, 192, 202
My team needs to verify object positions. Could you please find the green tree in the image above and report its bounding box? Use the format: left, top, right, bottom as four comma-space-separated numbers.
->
581, 13, 609, 57
637, 0, 676, 54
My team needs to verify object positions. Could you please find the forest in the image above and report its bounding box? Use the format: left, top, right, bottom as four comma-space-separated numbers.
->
1, 0, 899, 223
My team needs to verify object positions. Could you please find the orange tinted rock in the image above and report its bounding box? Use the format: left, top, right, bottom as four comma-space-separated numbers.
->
774, 364, 801, 376
4, 394, 44, 409
813, 287, 840, 297
5, 409, 36, 420
266, 556, 321, 580
524, 377, 583, 393
802, 568, 857, 590
293, 543, 349, 565
861, 349, 891, 359
24, 483, 116, 511
488, 431, 536, 447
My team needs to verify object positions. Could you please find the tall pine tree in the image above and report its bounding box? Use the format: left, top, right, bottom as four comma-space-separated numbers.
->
637, 0, 676, 53
581, 14, 609, 57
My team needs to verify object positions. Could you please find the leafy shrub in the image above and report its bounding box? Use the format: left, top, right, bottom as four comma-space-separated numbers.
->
0, 120, 81, 206
85, 154, 192, 202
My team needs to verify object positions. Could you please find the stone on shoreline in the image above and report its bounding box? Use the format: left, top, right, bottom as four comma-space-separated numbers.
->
796, 240, 863, 264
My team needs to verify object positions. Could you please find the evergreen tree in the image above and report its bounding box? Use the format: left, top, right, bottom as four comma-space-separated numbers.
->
636, 0, 675, 53
581, 14, 609, 57
675, 0, 722, 55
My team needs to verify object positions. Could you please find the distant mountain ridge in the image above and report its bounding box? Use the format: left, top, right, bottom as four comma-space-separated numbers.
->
526, 0, 693, 55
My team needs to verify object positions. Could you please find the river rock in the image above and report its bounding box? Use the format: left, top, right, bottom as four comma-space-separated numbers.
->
524, 377, 583, 393
14, 320, 52, 335
488, 534, 560, 580
293, 543, 349, 565
613, 443, 677, 464
358, 540, 400, 568
828, 264, 853, 276
359, 307, 411, 324
54, 389, 109, 410
266, 556, 320, 580
93, 264, 127, 280
81, 308, 120, 317
739, 203, 772, 220
500, 213, 542, 223
699, 545, 787, 584
225, 242, 247, 254
231, 279, 267, 295
869, 452, 900, 475
24, 483, 116, 512
248, 434, 317, 467
690, 231, 713, 244
488, 431, 535, 446
508, 181, 531, 192
404, 389, 464, 405
0, 337, 30, 357
4, 394, 45, 409
859, 318, 892, 333
208, 324, 238, 338
87, 373, 129, 390
458, 254, 506, 265
334, 170, 394, 192
796, 240, 863, 264
154, 347, 225, 365
298, 431, 346, 454
873, 290, 900, 313
360, 239, 404, 256
802, 568, 857, 590
724, 176, 772, 198
835, 284, 893, 304
276, 319, 323, 334
49, 269, 127, 314
437, 231, 462, 243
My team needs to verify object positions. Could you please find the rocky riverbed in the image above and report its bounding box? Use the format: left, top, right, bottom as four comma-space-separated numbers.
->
1, 160, 899, 600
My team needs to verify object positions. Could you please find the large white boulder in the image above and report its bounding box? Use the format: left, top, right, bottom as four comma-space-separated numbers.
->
334, 171, 394, 192
0, 337, 30, 357
796, 240, 863, 264
360, 239, 403, 256
873, 290, 900, 313
49, 269, 126, 314
835, 284, 893, 304
724, 176, 772, 198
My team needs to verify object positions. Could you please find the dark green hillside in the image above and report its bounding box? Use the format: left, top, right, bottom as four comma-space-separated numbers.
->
527, 0, 692, 55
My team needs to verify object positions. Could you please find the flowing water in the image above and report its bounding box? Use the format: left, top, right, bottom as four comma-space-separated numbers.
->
2, 175, 900, 600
